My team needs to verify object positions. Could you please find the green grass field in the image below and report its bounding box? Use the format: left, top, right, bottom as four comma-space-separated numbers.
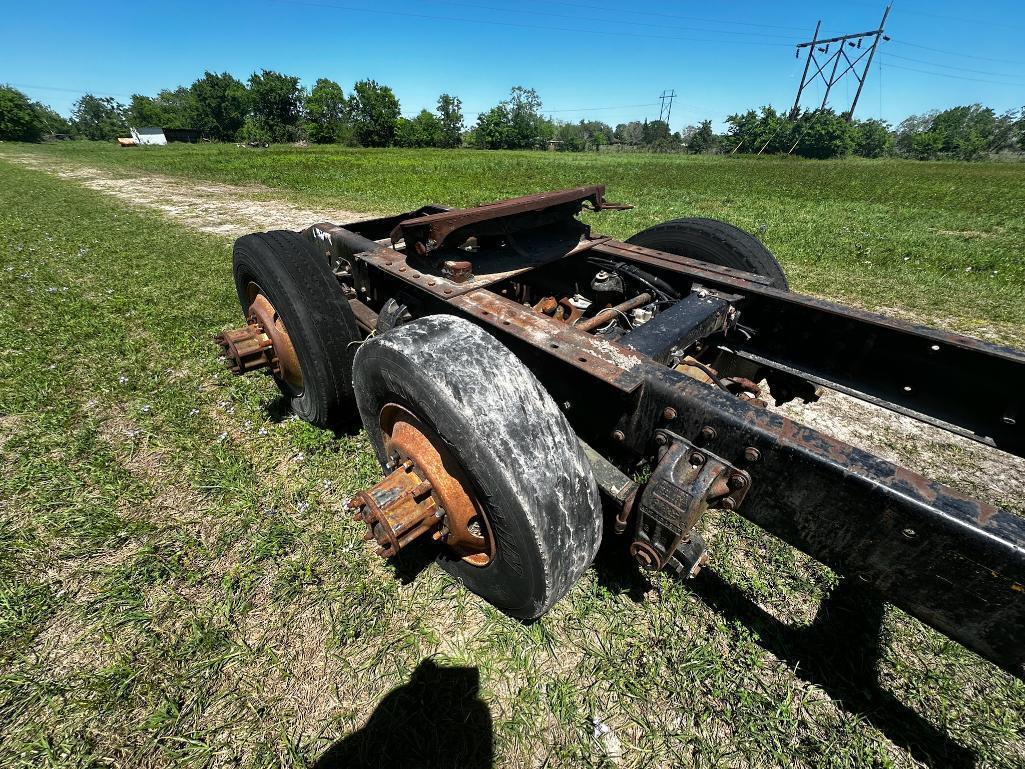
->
1, 145, 1024, 768
10, 141, 1025, 343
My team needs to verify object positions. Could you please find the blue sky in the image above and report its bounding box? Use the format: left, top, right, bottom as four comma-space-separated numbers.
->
3, 1, 1023, 130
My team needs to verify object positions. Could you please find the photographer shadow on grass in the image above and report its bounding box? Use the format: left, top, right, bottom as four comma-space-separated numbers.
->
314, 658, 493, 769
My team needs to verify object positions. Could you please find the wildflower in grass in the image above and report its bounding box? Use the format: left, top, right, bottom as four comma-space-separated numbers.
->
141, 404, 151, 413
217, 431, 228, 442
258, 427, 268, 436
297, 502, 309, 513
118, 375, 128, 384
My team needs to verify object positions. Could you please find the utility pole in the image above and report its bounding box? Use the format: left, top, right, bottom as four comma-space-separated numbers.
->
658, 89, 676, 126
789, 4, 891, 121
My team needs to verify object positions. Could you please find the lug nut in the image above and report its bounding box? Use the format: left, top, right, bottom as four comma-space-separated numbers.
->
654, 433, 668, 446
689, 452, 705, 466
721, 497, 737, 511
699, 425, 717, 441
612, 430, 625, 442
662, 407, 677, 421
743, 447, 761, 462
728, 474, 747, 490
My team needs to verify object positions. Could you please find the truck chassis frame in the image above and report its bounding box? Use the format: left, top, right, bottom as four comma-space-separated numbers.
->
218, 185, 1025, 679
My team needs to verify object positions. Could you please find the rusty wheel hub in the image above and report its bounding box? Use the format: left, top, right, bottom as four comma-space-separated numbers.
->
214, 284, 303, 390
348, 404, 495, 566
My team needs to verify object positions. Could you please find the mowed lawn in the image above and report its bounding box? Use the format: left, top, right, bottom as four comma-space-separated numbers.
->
0, 148, 1024, 768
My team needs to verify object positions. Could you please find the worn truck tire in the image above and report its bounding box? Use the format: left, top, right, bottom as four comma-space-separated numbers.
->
352, 315, 603, 619
627, 217, 788, 290
231, 230, 360, 428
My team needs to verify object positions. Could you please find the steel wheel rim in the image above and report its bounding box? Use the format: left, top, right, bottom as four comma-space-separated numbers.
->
379, 403, 496, 566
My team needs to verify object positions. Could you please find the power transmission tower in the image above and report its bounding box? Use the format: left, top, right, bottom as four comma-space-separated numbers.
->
658, 90, 676, 125
789, 4, 891, 121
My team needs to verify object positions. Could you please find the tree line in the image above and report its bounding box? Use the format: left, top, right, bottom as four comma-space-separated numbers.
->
716, 104, 1025, 161
1, 73, 1022, 161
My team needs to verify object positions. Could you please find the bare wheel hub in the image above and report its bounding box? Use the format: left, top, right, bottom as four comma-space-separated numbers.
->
214, 284, 303, 390
348, 404, 495, 566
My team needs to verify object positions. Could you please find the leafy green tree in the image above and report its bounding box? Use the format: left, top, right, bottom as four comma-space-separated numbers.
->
579, 120, 613, 150
155, 87, 199, 129
687, 120, 716, 153
853, 119, 892, 158
642, 119, 671, 145
248, 70, 304, 143
436, 93, 464, 148
128, 89, 199, 130
395, 110, 444, 148
554, 121, 585, 151
71, 94, 128, 140
505, 86, 547, 149
128, 94, 167, 127
0, 85, 46, 142
910, 131, 944, 160
792, 110, 856, 159
189, 72, 248, 141
30, 101, 74, 136
305, 78, 347, 144
614, 121, 644, 145
473, 105, 512, 149
237, 116, 272, 145
348, 80, 400, 147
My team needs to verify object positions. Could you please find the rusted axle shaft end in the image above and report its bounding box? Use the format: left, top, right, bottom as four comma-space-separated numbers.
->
347, 461, 442, 558
214, 323, 279, 376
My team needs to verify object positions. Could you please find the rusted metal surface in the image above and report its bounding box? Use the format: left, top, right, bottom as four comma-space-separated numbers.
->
450, 289, 647, 394
631, 433, 751, 575
635, 363, 1025, 676
442, 259, 473, 283
392, 185, 629, 254
348, 298, 379, 333
575, 292, 653, 332
215, 290, 302, 389
221, 185, 1025, 676
348, 460, 440, 558
350, 404, 494, 565
214, 324, 275, 375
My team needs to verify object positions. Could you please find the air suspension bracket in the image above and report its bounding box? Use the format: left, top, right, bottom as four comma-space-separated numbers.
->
631, 430, 752, 576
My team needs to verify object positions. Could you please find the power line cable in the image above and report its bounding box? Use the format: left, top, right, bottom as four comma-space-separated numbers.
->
512, 0, 808, 32
883, 62, 1025, 87
432, 0, 797, 39
889, 39, 1024, 65
884, 51, 1025, 78
271, 0, 791, 47
845, 0, 1025, 32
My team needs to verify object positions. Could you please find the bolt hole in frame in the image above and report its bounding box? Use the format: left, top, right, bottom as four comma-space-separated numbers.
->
218, 185, 1025, 679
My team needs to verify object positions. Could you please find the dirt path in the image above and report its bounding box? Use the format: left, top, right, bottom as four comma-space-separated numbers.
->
2, 152, 364, 236
4, 149, 1023, 513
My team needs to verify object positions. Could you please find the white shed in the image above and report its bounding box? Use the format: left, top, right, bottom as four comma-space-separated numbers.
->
130, 127, 167, 146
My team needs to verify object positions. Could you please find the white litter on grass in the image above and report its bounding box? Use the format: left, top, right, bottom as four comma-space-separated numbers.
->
591, 717, 622, 762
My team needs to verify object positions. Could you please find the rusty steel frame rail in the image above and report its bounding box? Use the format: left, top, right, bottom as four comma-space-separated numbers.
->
590, 240, 1025, 457
301, 192, 1025, 678
452, 288, 1025, 679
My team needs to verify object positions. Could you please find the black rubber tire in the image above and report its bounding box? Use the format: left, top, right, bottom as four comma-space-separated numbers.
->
231, 230, 360, 428
353, 315, 602, 619
626, 217, 788, 290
